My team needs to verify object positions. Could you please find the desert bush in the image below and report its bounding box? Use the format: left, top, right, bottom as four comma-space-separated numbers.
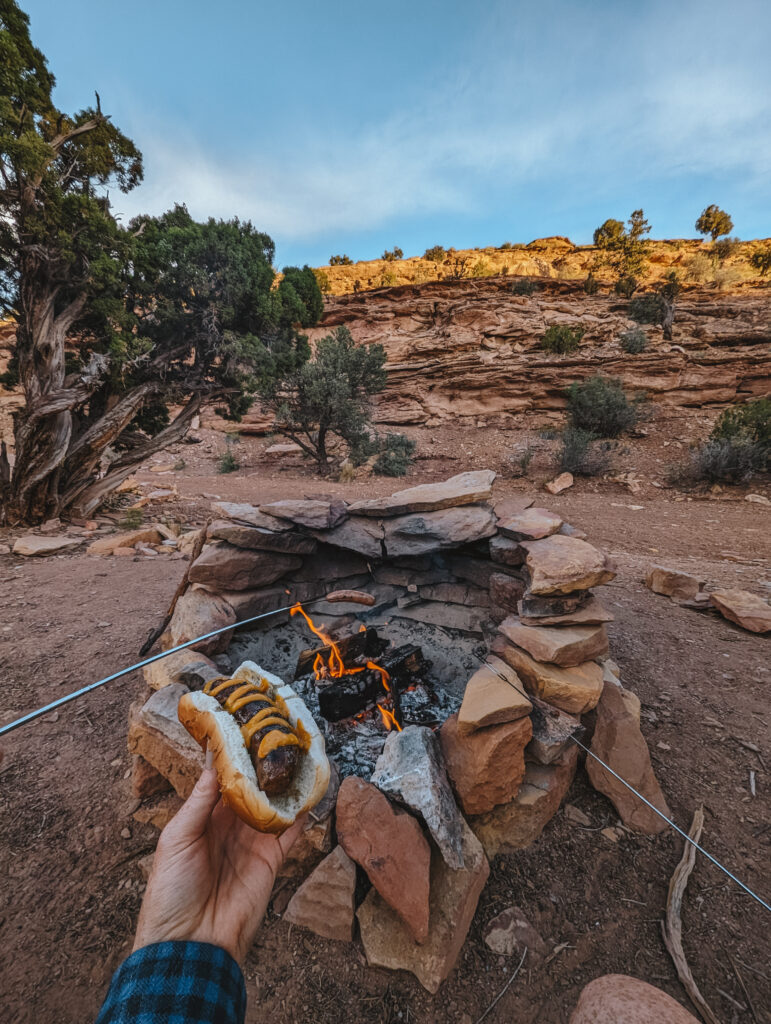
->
423, 245, 446, 262
566, 375, 638, 437
373, 433, 416, 476
628, 293, 666, 325
338, 460, 356, 483
619, 327, 647, 354
714, 264, 743, 291
712, 398, 770, 451
541, 324, 584, 354
750, 245, 771, 276
313, 268, 332, 293
712, 236, 738, 262
379, 270, 398, 287
685, 252, 713, 284
511, 277, 537, 295
614, 275, 638, 298
471, 258, 492, 278
218, 449, 240, 474
676, 439, 765, 485
121, 508, 145, 529
330, 254, 353, 266
509, 445, 535, 477
559, 428, 612, 476
583, 272, 599, 294
382, 247, 404, 261
500, 241, 515, 250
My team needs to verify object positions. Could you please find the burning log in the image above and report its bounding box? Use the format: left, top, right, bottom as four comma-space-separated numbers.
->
315, 644, 428, 722
294, 626, 387, 679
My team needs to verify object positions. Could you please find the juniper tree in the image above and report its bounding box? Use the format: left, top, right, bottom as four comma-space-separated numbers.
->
0, 2, 319, 522
695, 205, 733, 242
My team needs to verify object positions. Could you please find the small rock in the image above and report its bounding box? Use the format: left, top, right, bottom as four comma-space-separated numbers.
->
497, 507, 563, 541
120, 827, 131, 839
645, 566, 703, 601
283, 846, 357, 942
709, 589, 771, 634
143, 650, 219, 691
745, 493, 770, 506
484, 905, 547, 957
569, 974, 700, 1024
489, 573, 526, 613
489, 535, 526, 566
131, 755, 172, 799
517, 594, 614, 627
87, 527, 163, 555
371, 725, 465, 869
259, 498, 347, 530
600, 827, 621, 843
544, 472, 573, 495
127, 683, 205, 798
522, 535, 616, 595
336, 776, 430, 943
563, 803, 592, 827
439, 712, 532, 815
12, 535, 83, 556
39, 518, 63, 535
0, 544, 11, 555
527, 700, 582, 765
149, 463, 175, 473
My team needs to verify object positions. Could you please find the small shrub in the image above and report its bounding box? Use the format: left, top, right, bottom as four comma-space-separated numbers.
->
379, 270, 398, 287
566, 375, 637, 437
628, 293, 666, 325
509, 445, 534, 477
511, 277, 537, 296
373, 433, 416, 476
620, 327, 647, 354
329, 254, 353, 266
471, 258, 492, 278
583, 272, 599, 294
684, 439, 765, 485
538, 426, 561, 440
313, 268, 332, 293
541, 324, 585, 355
559, 428, 612, 476
685, 252, 713, 284
712, 236, 738, 262
423, 245, 446, 262
614, 275, 638, 298
382, 247, 404, 261
714, 264, 742, 291
750, 245, 771, 276
338, 460, 356, 483
711, 398, 770, 451
218, 450, 239, 473
121, 508, 144, 529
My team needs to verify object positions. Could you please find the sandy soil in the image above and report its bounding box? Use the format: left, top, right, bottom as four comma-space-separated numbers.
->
0, 424, 769, 1024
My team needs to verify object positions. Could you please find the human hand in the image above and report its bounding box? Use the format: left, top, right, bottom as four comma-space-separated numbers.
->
133, 752, 304, 963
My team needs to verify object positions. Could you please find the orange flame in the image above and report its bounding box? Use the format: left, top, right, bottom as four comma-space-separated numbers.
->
291, 602, 401, 731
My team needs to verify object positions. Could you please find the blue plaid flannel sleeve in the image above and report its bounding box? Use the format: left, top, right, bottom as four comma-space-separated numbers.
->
95, 941, 246, 1024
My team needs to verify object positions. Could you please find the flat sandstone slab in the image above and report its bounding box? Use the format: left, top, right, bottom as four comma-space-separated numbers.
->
357, 819, 489, 994
497, 507, 563, 541
518, 594, 613, 627
499, 616, 609, 667
645, 566, 703, 601
523, 535, 616, 595
709, 589, 771, 634
14, 534, 83, 556
491, 637, 604, 714
347, 470, 496, 517
259, 498, 347, 530
457, 656, 532, 734
283, 845, 357, 942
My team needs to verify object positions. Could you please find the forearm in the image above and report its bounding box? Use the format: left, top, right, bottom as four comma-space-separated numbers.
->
96, 941, 246, 1024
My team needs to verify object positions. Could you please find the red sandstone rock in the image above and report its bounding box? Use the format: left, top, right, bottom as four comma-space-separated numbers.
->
439, 713, 532, 815
167, 587, 237, 657
522, 535, 616, 595
127, 684, 205, 798
457, 656, 532, 734
259, 498, 347, 529
517, 594, 613, 627
130, 755, 172, 799
357, 819, 489, 993
336, 776, 431, 943
283, 846, 357, 942
188, 541, 301, 591
586, 680, 670, 834
709, 588, 771, 633
569, 974, 699, 1024
499, 616, 609, 667
347, 470, 496, 516
497, 507, 563, 541
492, 637, 604, 714
645, 566, 703, 601
489, 573, 526, 612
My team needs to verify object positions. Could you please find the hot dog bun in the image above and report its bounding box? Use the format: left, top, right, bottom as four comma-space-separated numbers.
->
178, 660, 330, 835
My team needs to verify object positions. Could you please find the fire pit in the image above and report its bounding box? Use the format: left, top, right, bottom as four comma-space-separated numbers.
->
127, 470, 664, 993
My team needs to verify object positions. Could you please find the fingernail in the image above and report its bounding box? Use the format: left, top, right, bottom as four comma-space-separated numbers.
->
205, 748, 214, 770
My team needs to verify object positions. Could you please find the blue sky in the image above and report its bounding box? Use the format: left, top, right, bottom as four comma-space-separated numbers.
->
23, 0, 771, 267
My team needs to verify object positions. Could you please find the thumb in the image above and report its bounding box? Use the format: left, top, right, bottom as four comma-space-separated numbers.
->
163, 753, 220, 847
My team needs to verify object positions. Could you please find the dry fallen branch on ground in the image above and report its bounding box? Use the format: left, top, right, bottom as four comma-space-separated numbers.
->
660, 806, 721, 1024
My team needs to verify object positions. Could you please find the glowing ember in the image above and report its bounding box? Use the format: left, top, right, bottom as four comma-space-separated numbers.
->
291, 603, 402, 731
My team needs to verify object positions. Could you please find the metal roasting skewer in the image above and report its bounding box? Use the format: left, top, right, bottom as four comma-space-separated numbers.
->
1, 607, 768, 916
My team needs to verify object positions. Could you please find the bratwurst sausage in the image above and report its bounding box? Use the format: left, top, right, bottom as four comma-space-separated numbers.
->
202, 677, 301, 796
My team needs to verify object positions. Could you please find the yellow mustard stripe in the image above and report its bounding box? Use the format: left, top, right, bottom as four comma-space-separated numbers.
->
206, 678, 237, 697
241, 714, 288, 748
258, 730, 299, 760
223, 683, 259, 711
228, 693, 270, 714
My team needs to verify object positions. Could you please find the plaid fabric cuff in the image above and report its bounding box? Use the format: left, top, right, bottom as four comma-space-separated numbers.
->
95, 941, 246, 1024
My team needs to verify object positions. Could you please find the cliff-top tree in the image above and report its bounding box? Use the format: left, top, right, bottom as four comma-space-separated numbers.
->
593, 209, 650, 292
695, 205, 733, 242
0, 2, 319, 522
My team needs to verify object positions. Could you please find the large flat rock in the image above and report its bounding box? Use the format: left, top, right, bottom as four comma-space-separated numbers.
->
586, 680, 670, 834
381, 504, 497, 557
283, 845, 356, 942
87, 526, 163, 555
336, 777, 430, 943
497, 507, 563, 541
207, 520, 316, 555
499, 616, 609, 667
491, 637, 604, 714
518, 594, 613, 627
259, 498, 347, 530
440, 712, 532, 815
310, 517, 385, 559
127, 684, 204, 798
167, 587, 237, 656
709, 588, 771, 634
523, 535, 616, 595
347, 470, 496, 517
212, 502, 294, 531
357, 818, 489, 994
457, 656, 532, 734
13, 534, 83, 556
188, 541, 302, 591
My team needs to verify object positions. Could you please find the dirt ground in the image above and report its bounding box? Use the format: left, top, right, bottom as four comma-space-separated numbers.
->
0, 419, 769, 1024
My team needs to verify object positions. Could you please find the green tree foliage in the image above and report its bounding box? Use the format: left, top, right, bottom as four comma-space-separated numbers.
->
593, 209, 650, 291
750, 245, 771, 276
329, 254, 353, 265
260, 326, 388, 472
566, 375, 638, 437
619, 327, 647, 354
423, 245, 447, 261
695, 205, 733, 242
373, 433, 416, 476
382, 247, 404, 261
541, 325, 585, 354
0, 2, 320, 522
